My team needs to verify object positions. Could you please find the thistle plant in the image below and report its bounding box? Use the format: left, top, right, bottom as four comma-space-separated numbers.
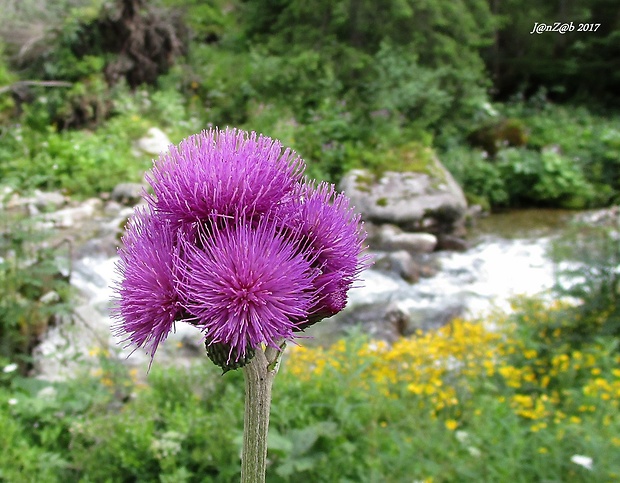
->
113, 128, 369, 482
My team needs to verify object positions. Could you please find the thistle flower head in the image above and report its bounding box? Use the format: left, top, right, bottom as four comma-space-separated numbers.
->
177, 218, 318, 362
113, 127, 369, 370
146, 128, 304, 229
283, 182, 371, 327
112, 208, 184, 360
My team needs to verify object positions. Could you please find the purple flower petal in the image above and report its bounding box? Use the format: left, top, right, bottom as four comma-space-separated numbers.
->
283, 182, 371, 326
113, 127, 370, 370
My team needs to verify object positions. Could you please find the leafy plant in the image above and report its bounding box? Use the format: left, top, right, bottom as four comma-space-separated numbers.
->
496, 147, 593, 208
1, 305, 620, 481
0, 206, 73, 370
441, 147, 508, 209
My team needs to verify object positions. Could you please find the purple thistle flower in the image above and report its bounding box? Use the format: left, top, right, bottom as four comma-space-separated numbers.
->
113, 127, 370, 370
112, 208, 185, 361
282, 182, 370, 328
146, 128, 304, 229
177, 218, 318, 362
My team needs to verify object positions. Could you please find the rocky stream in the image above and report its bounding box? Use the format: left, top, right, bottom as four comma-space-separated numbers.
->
17, 190, 577, 381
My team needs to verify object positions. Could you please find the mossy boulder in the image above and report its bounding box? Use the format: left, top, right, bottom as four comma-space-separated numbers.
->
467, 118, 528, 157
340, 154, 467, 235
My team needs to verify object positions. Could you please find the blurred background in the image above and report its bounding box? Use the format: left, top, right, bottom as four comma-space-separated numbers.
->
1, 1, 620, 481
0, 0, 618, 198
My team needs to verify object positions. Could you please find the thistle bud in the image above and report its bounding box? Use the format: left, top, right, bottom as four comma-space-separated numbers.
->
205, 340, 256, 373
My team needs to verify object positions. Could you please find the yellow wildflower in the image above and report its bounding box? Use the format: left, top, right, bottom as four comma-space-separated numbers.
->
445, 419, 459, 431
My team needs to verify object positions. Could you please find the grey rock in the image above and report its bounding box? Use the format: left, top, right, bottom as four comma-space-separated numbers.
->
4, 192, 33, 215
575, 206, 619, 226
45, 199, 102, 228
307, 302, 407, 344
436, 235, 469, 252
466, 204, 486, 220
39, 290, 61, 305
111, 183, 144, 206
373, 250, 420, 283
345, 302, 409, 342
376, 224, 437, 253
395, 300, 465, 335
340, 158, 467, 234
347, 269, 411, 308
314, 297, 464, 343
103, 200, 123, 215
33, 190, 66, 211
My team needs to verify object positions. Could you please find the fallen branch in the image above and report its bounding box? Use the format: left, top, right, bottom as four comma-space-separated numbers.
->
0, 80, 73, 95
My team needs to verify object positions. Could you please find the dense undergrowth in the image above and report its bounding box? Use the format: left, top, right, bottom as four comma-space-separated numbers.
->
3, 218, 620, 481
0, 0, 619, 208
1, 298, 619, 482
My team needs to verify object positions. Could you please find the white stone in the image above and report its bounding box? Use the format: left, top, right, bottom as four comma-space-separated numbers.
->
33, 190, 66, 210
136, 127, 171, 156
45, 198, 101, 228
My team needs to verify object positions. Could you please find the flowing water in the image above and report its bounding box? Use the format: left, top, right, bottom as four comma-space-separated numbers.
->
309, 209, 576, 343
34, 206, 580, 377
422, 209, 574, 316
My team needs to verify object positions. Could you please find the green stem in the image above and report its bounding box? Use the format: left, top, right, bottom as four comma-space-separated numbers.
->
241, 342, 285, 483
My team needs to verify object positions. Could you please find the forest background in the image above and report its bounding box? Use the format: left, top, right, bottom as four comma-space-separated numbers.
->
0, 0, 619, 209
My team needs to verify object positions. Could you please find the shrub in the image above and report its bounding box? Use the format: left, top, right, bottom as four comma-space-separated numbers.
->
0, 125, 145, 196
188, 45, 254, 126
503, 102, 620, 204
496, 147, 593, 208
1, 301, 620, 481
550, 217, 620, 342
441, 147, 508, 209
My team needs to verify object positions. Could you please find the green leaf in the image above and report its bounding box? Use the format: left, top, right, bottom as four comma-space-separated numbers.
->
267, 429, 294, 454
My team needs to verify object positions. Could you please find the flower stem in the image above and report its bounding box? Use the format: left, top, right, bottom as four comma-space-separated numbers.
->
241, 342, 285, 483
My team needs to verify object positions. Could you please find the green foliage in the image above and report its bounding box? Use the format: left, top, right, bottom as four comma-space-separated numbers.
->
242, 0, 495, 143
466, 117, 528, 156
443, 144, 595, 210
490, 0, 620, 105
0, 120, 149, 197
0, 42, 16, 121
505, 102, 620, 204
290, 98, 364, 182
184, 45, 254, 126
496, 148, 593, 208
242, 0, 495, 62
0, 0, 103, 71
0, 0, 619, 205
249, 48, 342, 117
2, 300, 620, 481
441, 147, 508, 209
158, 0, 233, 42
368, 42, 452, 129
0, 208, 72, 369
444, 99, 620, 209
550, 217, 620, 342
